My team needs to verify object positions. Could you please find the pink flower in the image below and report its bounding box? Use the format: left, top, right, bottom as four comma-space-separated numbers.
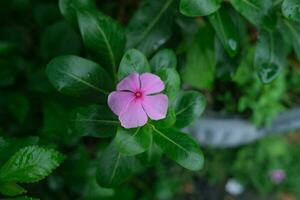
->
108, 73, 168, 128
270, 169, 286, 184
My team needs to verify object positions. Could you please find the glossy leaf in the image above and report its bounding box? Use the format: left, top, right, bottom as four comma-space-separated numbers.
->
182, 24, 216, 90
77, 9, 126, 78
173, 91, 206, 128
156, 68, 180, 102
150, 49, 177, 72
208, 7, 240, 57
70, 105, 118, 138
180, 0, 222, 16
114, 126, 152, 156
282, 0, 300, 22
230, 0, 275, 30
152, 107, 176, 128
46, 55, 112, 101
0, 182, 26, 196
254, 30, 287, 83
96, 143, 142, 187
152, 126, 204, 171
59, 0, 95, 26
0, 146, 64, 183
118, 49, 150, 80
126, 0, 174, 56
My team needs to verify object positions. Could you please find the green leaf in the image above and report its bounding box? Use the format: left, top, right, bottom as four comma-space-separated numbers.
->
152, 126, 204, 171
229, 0, 275, 30
282, 0, 300, 22
150, 49, 177, 72
138, 142, 162, 166
59, 0, 95, 26
39, 20, 81, 60
118, 49, 150, 80
152, 107, 176, 128
180, 0, 222, 16
281, 20, 300, 62
0, 146, 64, 183
3, 196, 39, 200
173, 91, 206, 128
96, 142, 142, 187
77, 9, 126, 79
156, 68, 180, 103
6, 92, 29, 123
208, 7, 240, 57
126, 0, 174, 56
114, 125, 152, 156
0, 59, 18, 87
254, 30, 287, 83
46, 55, 112, 102
0, 182, 26, 196
70, 105, 118, 138
182, 24, 216, 90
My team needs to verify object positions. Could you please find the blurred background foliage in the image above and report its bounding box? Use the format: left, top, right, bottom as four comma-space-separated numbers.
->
1, 0, 300, 199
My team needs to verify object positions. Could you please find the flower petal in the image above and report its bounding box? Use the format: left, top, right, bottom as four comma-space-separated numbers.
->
142, 94, 168, 120
119, 99, 148, 128
108, 91, 134, 115
117, 73, 140, 92
140, 73, 165, 94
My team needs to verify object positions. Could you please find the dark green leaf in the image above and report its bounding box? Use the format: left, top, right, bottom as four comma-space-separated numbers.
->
70, 105, 118, 138
150, 49, 177, 71
230, 0, 275, 30
59, 0, 95, 26
156, 68, 180, 102
46, 55, 112, 102
182, 24, 216, 89
6, 93, 29, 123
0, 146, 64, 183
152, 126, 204, 171
180, 0, 222, 16
208, 7, 240, 57
40, 20, 81, 60
0, 59, 18, 87
3, 196, 39, 200
118, 49, 150, 80
114, 125, 152, 156
254, 30, 287, 83
0, 182, 26, 196
96, 142, 142, 187
282, 0, 300, 22
138, 142, 162, 166
77, 9, 126, 79
173, 91, 206, 128
126, 0, 174, 56
281, 20, 300, 62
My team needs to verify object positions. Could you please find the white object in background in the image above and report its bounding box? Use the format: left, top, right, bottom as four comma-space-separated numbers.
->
225, 179, 245, 196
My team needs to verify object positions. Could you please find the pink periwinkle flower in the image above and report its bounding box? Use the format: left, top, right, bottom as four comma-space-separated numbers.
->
270, 169, 286, 184
108, 73, 168, 128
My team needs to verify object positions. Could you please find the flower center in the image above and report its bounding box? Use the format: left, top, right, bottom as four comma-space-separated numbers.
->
135, 91, 142, 98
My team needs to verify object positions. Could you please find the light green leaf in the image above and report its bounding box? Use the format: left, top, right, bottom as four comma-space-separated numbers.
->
152, 126, 204, 171
114, 125, 152, 156
46, 55, 112, 102
118, 49, 150, 80
126, 0, 175, 56
282, 0, 300, 22
0, 146, 64, 183
173, 91, 206, 128
180, 0, 222, 16
182, 24, 216, 90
